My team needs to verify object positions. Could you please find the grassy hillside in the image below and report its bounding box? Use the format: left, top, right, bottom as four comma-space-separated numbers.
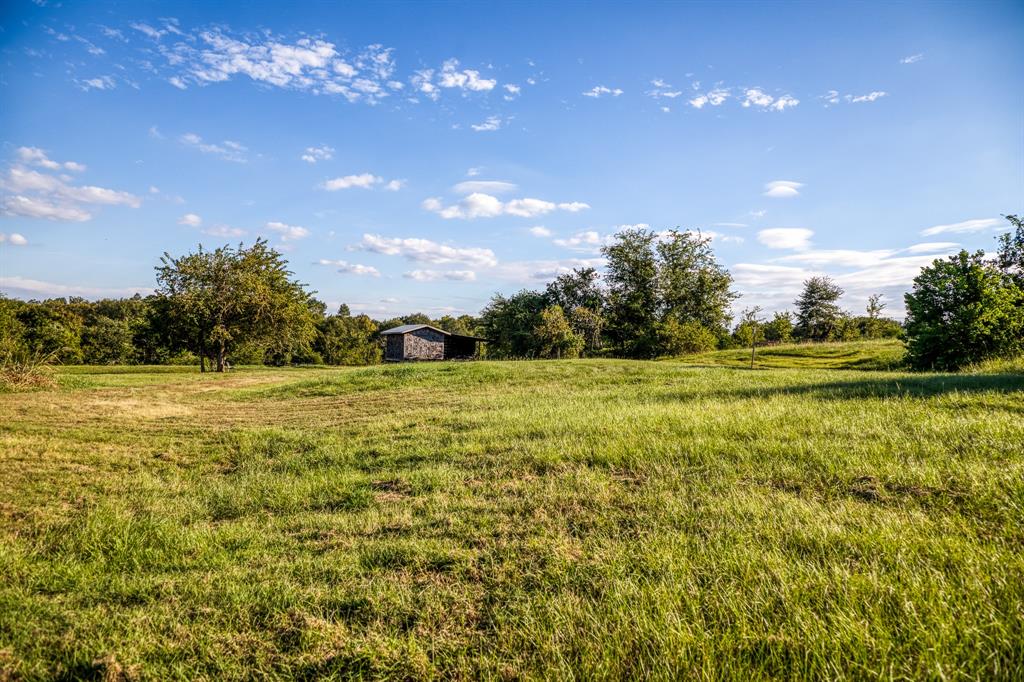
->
683, 338, 907, 371
1, 356, 1022, 679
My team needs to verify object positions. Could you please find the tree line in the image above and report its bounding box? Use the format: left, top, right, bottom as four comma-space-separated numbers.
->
1, 217, 1020, 372
479, 227, 902, 360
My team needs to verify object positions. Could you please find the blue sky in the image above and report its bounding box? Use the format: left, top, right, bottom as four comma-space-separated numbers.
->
1, 0, 1022, 319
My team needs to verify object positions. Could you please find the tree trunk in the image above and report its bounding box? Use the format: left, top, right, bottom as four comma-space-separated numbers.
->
199, 336, 206, 373
216, 340, 226, 372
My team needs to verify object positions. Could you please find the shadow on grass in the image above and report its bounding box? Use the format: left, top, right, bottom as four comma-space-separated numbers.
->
667, 371, 1024, 403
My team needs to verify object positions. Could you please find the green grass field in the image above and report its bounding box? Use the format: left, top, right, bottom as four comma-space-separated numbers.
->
2, 341, 1023, 679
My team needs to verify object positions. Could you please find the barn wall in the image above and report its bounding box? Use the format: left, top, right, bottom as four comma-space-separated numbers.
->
403, 328, 445, 360
384, 335, 405, 361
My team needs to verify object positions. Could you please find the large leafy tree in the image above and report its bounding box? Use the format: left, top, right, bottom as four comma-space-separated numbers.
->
657, 229, 736, 334
479, 289, 548, 358
155, 240, 319, 372
996, 214, 1024, 287
544, 267, 605, 312
904, 250, 1024, 370
794, 276, 844, 341
534, 305, 583, 359
602, 228, 660, 358
316, 306, 382, 365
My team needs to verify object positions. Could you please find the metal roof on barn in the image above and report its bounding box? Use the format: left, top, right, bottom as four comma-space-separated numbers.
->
380, 324, 490, 342
380, 324, 450, 336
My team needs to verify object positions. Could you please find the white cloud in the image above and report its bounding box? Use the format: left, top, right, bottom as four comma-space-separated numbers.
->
1, 164, 140, 222
770, 94, 799, 111
466, 167, 482, 177
848, 91, 887, 103
404, 269, 476, 281
553, 230, 612, 252
583, 85, 623, 98
763, 180, 803, 198
647, 79, 683, 99
15, 147, 85, 172
0, 276, 150, 300
265, 221, 309, 241
529, 226, 552, 237
904, 241, 959, 254
358, 234, 498, 268
900, 53, 924, 64
735, 241, 964, 317
503, 84, 521, 100
471, 116, 505, 132
178, 213, 202, 226
301, 145, 334, 163
202, 225, 247, 238
453, 180, 518, 194
437, 59, 496, 91
758, 228, 814, 250
423, 193, 589, 220
492, 257, 606, 283
741, 88, 798, 111
150, 29, 399, 104
316, 259, 381, 277
742, 88, 774, 108
776, 248, 897, 268
921, 218, 1002, 236
384, 179, 406, 191
179, 132, 248, 162
78, 76, 116, 91
505, 198, 556, 217
423, 193, 503, 219
1, 195, 91, 222
320, 173, 382, 190
714, 222, 748, 228
0, 233, 28, 246
689, 87, 730, 109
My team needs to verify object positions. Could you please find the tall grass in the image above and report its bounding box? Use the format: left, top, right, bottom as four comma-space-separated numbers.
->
0, 347, 57, 391
0, 347, 1022, 679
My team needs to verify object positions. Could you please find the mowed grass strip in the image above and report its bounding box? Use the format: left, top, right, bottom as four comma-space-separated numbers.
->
1, 349, 1022, 679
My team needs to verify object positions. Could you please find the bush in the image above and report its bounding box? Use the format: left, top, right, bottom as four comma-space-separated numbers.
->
904, 250, 1024, 371
658, 319, 718, 356
1, 348, 57, 390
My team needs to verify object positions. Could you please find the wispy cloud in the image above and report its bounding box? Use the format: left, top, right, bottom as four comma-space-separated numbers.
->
900, 53, 924, 64
301, 145, 334, 163
320, 173, 382, 190
471, 116, 505, 132
0, 232, 28, 246
453, 180, 518, 194
404, 269, 476, 282
583, 85, 623, 98
757, 228, 814, 250
179, 132, 248, 162
358, 234, 498, 268
422, 193, 590, 219
315, 259, 381, 276
1, 160, 140, 222
647, 79, 683, 99
0, 276, 151, 300
689, 87, 730, 109
178, 213, 202, 226
741, 88, 799, 111
763, 180, 803, 198
264, 221, 309, 241
920, 217, 1002, 236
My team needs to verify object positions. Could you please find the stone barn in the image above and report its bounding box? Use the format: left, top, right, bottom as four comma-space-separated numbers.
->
381, 324, 487, 362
